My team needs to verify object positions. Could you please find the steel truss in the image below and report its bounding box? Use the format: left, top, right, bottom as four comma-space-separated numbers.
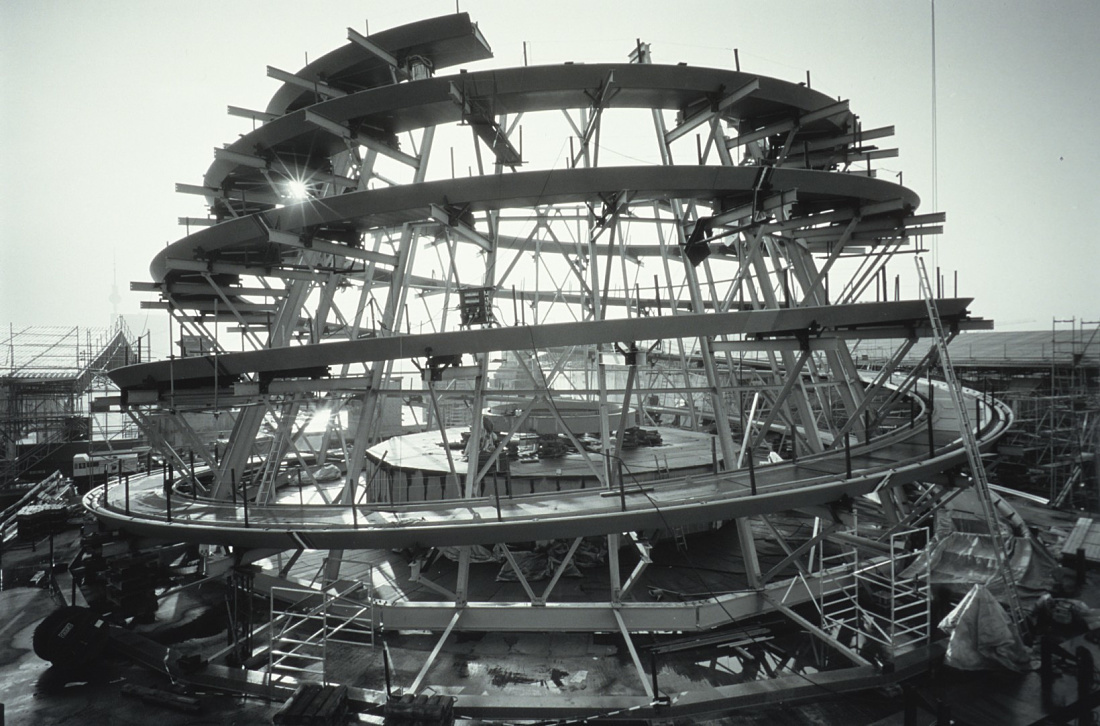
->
87, 12, 1015, 716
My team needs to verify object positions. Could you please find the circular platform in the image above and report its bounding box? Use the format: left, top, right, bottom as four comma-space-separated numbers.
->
362, 425, 718, 501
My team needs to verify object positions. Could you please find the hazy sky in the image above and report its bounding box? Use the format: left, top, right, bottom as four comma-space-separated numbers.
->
2, 0, 1097, 340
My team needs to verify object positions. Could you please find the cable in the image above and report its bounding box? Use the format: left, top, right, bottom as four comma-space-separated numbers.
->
931, 0, 939, 274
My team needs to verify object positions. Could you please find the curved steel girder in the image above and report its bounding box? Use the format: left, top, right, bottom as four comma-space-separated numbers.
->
83, 392, 1011, 550
108, 298, 967, 392
264, 13, 493, 116
206, 62, 844, 198
160, 164, 917, 282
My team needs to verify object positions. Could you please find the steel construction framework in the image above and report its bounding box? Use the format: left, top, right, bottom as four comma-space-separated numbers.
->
84, 12, 1015, 716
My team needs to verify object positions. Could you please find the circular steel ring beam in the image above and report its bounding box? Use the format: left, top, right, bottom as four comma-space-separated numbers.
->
84, 391, 1012, 549
161, 164, 916, 282
206, 63, 845, 196
109, 299, 961, 393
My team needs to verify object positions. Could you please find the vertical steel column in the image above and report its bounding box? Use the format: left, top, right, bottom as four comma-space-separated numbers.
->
645, 49, 761, 586
325, 225, 420, 585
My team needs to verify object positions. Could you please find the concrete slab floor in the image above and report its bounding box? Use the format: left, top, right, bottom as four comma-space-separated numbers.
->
317, 629, 644, 698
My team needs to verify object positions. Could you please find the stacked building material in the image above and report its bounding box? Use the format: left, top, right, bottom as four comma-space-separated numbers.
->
273, 683, 349, 725
620, 427, 663, 450
536, 434, 570, 459
16, 503, 69, 540
105, 552, 158, 619
382, 693, 455, 726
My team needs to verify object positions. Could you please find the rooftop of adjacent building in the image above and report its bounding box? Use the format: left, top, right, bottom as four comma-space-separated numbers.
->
853, 327, 1100, 371
1, 322, 138, 384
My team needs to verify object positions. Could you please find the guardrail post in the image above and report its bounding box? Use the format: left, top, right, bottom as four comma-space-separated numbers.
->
382, 635, 393, 698
747, 449, 757, 495
1077, 646, 1095, 726
618, 459, 626, 511
650, 650, 661, 706
927, 372, 935, 458
1040, 635, 1054, 706
845, 433, 852, 479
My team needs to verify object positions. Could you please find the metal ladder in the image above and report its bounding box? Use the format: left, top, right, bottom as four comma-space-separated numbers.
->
914, 257, 1026, 633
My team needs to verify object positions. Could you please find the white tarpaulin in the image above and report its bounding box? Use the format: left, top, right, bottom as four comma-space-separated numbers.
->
938, 584, 1033, 671
900, 489, 1056, 613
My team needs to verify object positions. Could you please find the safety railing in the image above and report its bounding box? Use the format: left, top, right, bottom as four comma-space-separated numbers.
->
267, 571, 375, 688
818, 525, 931, 661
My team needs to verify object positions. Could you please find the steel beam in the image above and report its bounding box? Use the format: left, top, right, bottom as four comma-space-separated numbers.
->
346, 27, 399, 68
303, 110, 420, 168
665, 79, 760, 145
267, 65, 348, 98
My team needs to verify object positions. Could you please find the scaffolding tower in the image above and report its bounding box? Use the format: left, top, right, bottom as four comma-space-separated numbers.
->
1048, 318, 1100, 508
1, 318, 143, 484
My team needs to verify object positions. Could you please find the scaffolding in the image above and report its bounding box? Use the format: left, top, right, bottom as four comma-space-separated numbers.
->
1, 319, 144, 484
267, 579, 375, 687
818, 527, 932, 663
1048, 318, 1100, 507
983, 319, 1099, 508
854, 322, 1100, 510
78, 10, 1032, 715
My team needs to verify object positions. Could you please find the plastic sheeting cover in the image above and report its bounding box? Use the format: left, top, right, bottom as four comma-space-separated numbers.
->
939, 584, 1033, 671
900, 488, 1057, 613
901, 531, 1056, 612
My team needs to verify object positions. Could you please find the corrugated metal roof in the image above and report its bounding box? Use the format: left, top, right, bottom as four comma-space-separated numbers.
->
852, 328, 1100, 369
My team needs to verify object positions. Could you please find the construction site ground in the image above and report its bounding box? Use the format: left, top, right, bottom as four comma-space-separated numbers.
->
1, 499, 1098, 725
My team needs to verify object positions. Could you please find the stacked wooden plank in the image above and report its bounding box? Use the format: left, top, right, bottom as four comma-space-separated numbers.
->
16, 503, 68, 540
1062, 517, 1100, 565
106, 552, 158, 618
382, 694, 455, 726
273, 683, 348, 725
